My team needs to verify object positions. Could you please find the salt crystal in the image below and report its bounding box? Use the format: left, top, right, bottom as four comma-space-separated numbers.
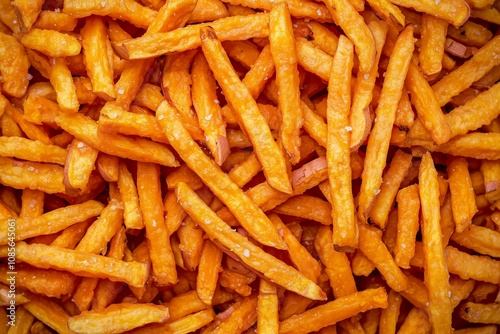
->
118, 88, 124, 94
317, 9, 322, 16
152, 219, 157, 227
401, 243, 406, 249
61, 40, 67, 45
205, 114, 212, 121
77, 142, 84, 148
101, 1, 106, 7
243, 249, 250, 257
435, 0, 441, 4
27, 166, 35, 171
214, 99, 219, 104
345, 126, 352, 131
27, 74, 33, 80
55, 8, 61, 12
158, 114, 164, 120
374, 189, 380, 195
364, 73, 369, 80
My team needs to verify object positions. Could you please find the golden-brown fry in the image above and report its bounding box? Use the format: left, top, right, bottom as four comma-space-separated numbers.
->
157, 100, 286, 249
323, 0, 375, 73
64, 139, 99, 192
315, 225, 357, 298
279, 288, 387, 334
459, 302, 500, 324
447, 157, 477, 232
176, 182, 326, 300
203, 295, 258, 333
398, 307, 431, 334
325, 35, 357, 251
0, 32, 30, 98
19, 189, 44, 220
406, 60, 451, 145
196, 240, 223, 305
0, 137, 66, 165
274, 195, 332, 225
63, 0, 156, 29
191, 51, 228, 165
114, 13, 270, 60
358, 25, 414, 221
419, 14, 448, 77
12, 0, 43, 31
189, 0, 229, 23
419, 152, 452, 334
116, 162, 143, 230
20, 29, 80, 58
394, 184, 420, 269
378, 290, 402, 334
68, 303, 169, 333
16, 242, 148, 287
80, 16, 115, 100
270, 2, 302, 164
95, 153, 119, 182
391, 0, 469, 28
49, 57, 79, 112
257, 280, 279, 334
200, 26, 292, 193
32, 10, 78, 31
430, 133, 500, 160
137, 162, 177, 286
451, 224, 500, 258
455, 325, 498, 334
55, 110, 178, 166
23, 294, 73, 334
369, 150, 413, 228
147, 0, 198, 34
165, 309, 215, 334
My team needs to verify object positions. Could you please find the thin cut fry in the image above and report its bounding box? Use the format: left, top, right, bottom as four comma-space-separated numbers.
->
419, 152, 452, 334
49, 57, 79, 112
175, 182, 326, 300
419, 14, 448, 77
257, 280, 279, 334
196, 239, 223, 305
390, 0, 469, 28
394, 184, 420, 269
358, 25, 414, 221
378, 290, 402, 334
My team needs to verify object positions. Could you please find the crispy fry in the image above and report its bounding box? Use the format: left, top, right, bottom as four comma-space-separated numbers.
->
273, 195, 332, 225
0, 32, 30, 98
196, 240, 223, 305
279, 288, 388, 334
20, 29, 80, 58
270, 2, 302, 164
394, 184, 420, 269
398, 307, 431, 334
460, 302, 500, 324
165, 309, 215, 334
201, 26, 292, 193
447, 157, 478, 232
49, 57, 79, 112
176, 182, 326, 300
147, 0, 198, 34
23, 295, 73, 334
419, 14, 448, 77
16, 242, 148, 287
64, 139, 99, 192
391, 0, 469, 28
32, 10, 78, 31
0, 137, 66, 165
257, 280, 279, 334
137, 162, 177, 286
158, 99, 286, 249
369, 150, 413, 228
68, 303, 169, 333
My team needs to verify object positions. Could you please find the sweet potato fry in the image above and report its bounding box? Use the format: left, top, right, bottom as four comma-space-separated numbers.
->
32, 10, 78, 31
12, 0, 43, 31
6, 105, 51, 144
378, 290, 402, 334
203, 295, 258, 333
147, 0, 198, 34
175, 182, 326, 300
279, 288, 388, 334
20, 28, 80, 58
19, 188, 44, 220
68, 303, 169, 333
116, 162, 143, 230
419, 152, 452, 334
398, 307, 431, 334
64, 139, 99, 192
459, 302, 500, 324
0, 137, 66, 165
137, 162, 177, 286
394, 184, 420, 269
196, 240, 223, 305
16, 242, 148, 287
369, 150, 413, 228
391, 0, 469, 28
165, 309, 215, 334
200, 26, 292, 193
23, 295, 73, 334
191, 51, 228, 165
257, 280, 279, 334
80, 16, 115, 100
269, 2, 302, 164
49, 57, 79, 112
419, 14, 448, 77
114, 13, 270, 60
451, 224, 500, 258
0, 32, 30, 98
358, 26, 414, 221
431, 133, 500, 160
157, 99, 286, 249
447, 157, 478, 232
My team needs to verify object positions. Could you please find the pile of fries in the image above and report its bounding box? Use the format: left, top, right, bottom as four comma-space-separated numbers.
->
0, 0, 500, 332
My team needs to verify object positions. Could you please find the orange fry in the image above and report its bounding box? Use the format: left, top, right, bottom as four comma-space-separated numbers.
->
0, 32, 30, 98
394, 184, 420, 269
419, 14, 448, 77
358, 25, 414, 221
49, 57, 79, 112
23, 295, 73, 334
273, 195, 332, 225
200, 26, 292, 193
391, 0, 469, 28
64, 139, 99, 192
419, 152, 452, 333
20, 28, 81, 57
0, 137, 66, 165
175, 182, 326, 301
157, 100, 286, 249
196, 240, 223, 305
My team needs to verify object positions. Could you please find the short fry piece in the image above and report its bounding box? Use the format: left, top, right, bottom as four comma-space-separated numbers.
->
20, 29, 81, 57
175, 182, 326, 300
196, 240, 223, 305
49, 57, 79, 112
397, 307, 431, 334
419, 152, 452, 334
117, 162, 143, 230
379, 290, 402, 334
394, 184, 420, 269
0, 32, 30, 98
447, 157, 477, 233
68, 303, 169, 333
459, 302, 500, 324
64, 139, 99, 192
419, 14, 448, 77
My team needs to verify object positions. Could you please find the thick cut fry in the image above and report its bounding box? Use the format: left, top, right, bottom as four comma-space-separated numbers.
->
19, 189, 44, 220
114, 59, 154, 110
359, 224, 409, 291
157, 100, 286, 250
358, 26, 414, 221
164, 309, 215, 334
203, 295, 258, 333
242, 44, 275, 99
0, 137, 66, 165
419, 152, 452, 334
200, 26, 292, 193
196, 240, 223, 305
451, 224, 500, 258
12, 0, 43, 31
137, 162, 177, 286
397, 307, 431, 334
369, 150, 413, 228
148, 0, 198, 34
23, 295, 73, 334
16, 242, 148, 287
0, 200, 103, 244
32, 10, 78, 31
177, 216, 204, 271
379, 290, 402, 334
391, 0, 469, 28
447, 157, 477, 232
431, 133, 500, 160
0, 32, 30, 98
279, 288, 387, 334
315, 226, 357, 298
114, 13, 270, 60
350, 20, 387, 151
325, 36, 357, 250
20, 29, 81, 57
419, 14, 448, 77
394, 184, 420, 269
55, 110, 178, 166
96, 153, 119, 182
432, 36, 500, 106
80, 16, 115, 100
68, 303, 169, 333
64, 139, 99, 192
117, 162, 143, 230
6, 105, 51, 144
175, 182, 326, 300
273, 195, 332, 225
459, 302, 500, 324
63, 0, 156, 29
257, 280, 279, 334
323, 0, 375, 73
406, 61, 451, 145
270, 2, 302, 164
191, 51, 228, 165
49, 57, 79, 112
